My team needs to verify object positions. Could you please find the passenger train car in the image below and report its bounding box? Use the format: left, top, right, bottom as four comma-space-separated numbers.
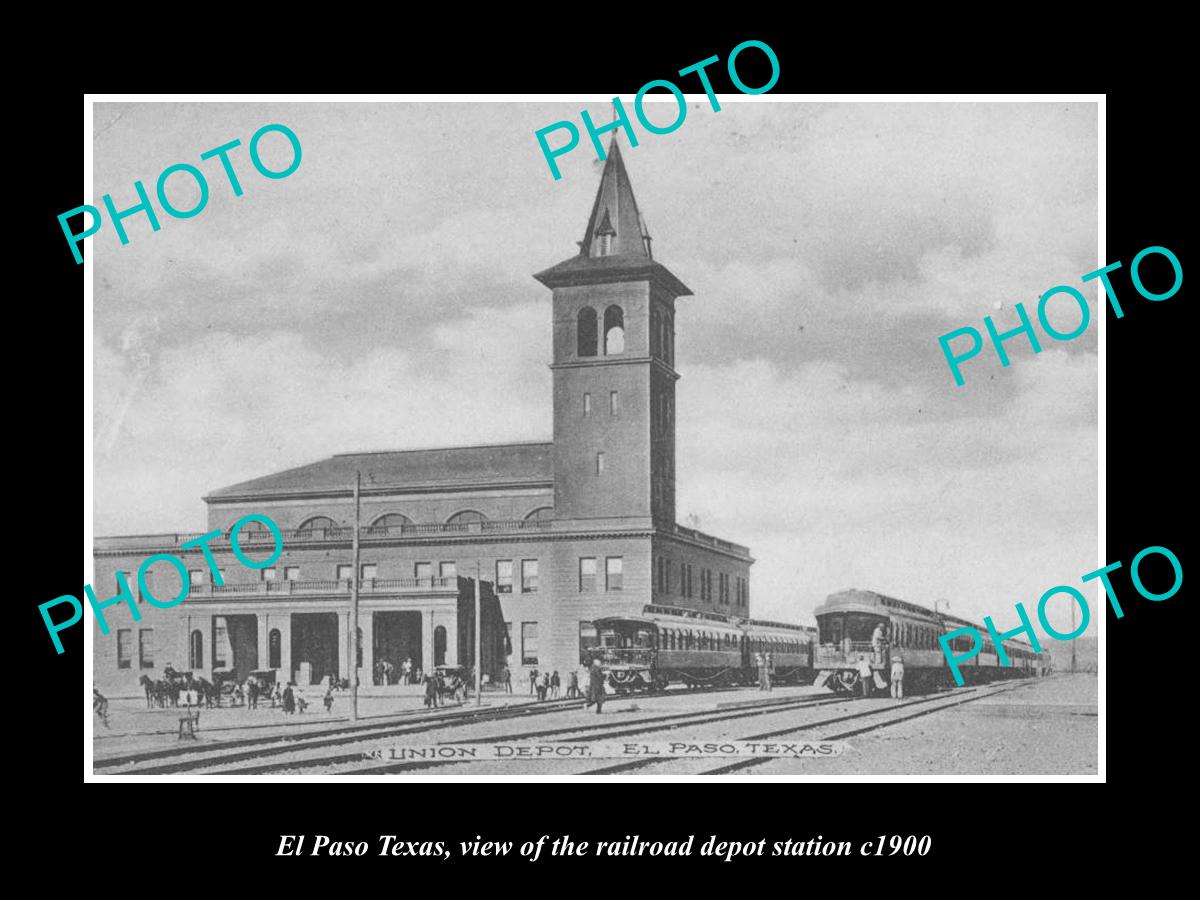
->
813, 589, 1052, 693
582, 605, 816, 693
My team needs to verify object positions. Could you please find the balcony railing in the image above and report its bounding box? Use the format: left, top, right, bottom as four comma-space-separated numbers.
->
160, 519, 557, 547
189, 577, 458, 598
669, 523, 750, 556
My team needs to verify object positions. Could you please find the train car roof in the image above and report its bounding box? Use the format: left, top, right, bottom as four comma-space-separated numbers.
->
744, 619, 816, 634
591, 615, 658, 627
642, 604, 741, 625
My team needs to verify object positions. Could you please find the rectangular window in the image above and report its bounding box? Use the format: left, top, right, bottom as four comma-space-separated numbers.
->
583, 392, 591, 416
361, 564, 377, 581
415, 562, 433, 582
680, 562, 687, 596
496, 560, 513, 593
579, 557, 597, 592
138, 628, 154, 669
337, 564, 353, 582
606, 556, 623, 591
262, 567, 277, 581
521, 559, 539, 593
122, 570, 140, 604
609, 391, 618, 415
117, 629, 133, 669
521, 622, 539, 666
284, 566, 300, 581
188, 569, 205, 587
596, 452, 605, 475
439, 561, 457, 581
687, 565, 694, 598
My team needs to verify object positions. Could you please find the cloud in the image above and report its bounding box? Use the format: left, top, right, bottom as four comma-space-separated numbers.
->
92, 101, 1099, 641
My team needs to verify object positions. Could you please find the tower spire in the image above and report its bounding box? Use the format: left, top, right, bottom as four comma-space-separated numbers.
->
578, 136, 648, 259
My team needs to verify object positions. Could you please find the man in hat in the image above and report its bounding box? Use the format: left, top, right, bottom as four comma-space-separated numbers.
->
586, 658, 606, 714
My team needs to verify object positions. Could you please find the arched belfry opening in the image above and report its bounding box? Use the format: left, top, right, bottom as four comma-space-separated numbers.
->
604, 305, 625, 355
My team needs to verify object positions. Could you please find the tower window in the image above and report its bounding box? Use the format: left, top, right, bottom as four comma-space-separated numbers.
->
603, 305, 625, 355
583, 392, 591, 416
577, 307, 598, 357
609, 391, 618, 415
596, 452, 605, 475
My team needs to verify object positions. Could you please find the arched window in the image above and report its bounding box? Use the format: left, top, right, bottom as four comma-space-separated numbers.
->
297, 515, 336, 534
446, 509, 488, 524
189, 630, 203, 669
603, 305, 625, 355
268, 629, 281, 669
371, 513, 412, 533
577, 307, 598, 357
230, 518, 271, 540
524, 506, 553, 521
434, 626, 447, 667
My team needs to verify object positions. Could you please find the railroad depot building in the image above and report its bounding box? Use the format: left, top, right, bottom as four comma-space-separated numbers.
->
93, 139, 754, 696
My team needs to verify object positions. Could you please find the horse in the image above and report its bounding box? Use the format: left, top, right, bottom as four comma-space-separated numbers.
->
194, 677, 216, 708
139, 674, 157, 709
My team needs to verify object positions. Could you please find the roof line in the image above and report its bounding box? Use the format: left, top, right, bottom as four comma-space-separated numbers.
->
331, 440, 553, 458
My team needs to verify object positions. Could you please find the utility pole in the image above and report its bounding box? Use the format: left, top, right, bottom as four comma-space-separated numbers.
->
1070, 596, 1077, 674
350, 471, 361, 721
474, 560, 482, 706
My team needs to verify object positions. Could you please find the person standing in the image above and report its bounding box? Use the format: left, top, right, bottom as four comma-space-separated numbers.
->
550, 671, 561, 699
568, 669, 580, 699
764, 652, 773, 692
857, 655, 873, 699
889, 655, 905, 700
529, 668, 539, 696
586, 658, 605, 714
872, 623, 889, 667
755, 652, 766, 691
282, 683, 295, 715
502, 665, 512, 694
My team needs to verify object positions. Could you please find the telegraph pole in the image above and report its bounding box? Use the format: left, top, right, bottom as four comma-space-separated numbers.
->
350, 471, 361, 721
1070, 596, 1077, 674
474, 560, 482, 706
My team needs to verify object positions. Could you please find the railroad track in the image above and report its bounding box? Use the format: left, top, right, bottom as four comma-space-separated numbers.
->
167, 693, 845, 775
584, 680, 1036, 775
338, 693, 862, 776
97, 682, 801, 775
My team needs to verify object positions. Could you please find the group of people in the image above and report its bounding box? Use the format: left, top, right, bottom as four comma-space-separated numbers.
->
855, 652, 905, 699
422, 670, 470, 708
374, 658, 422, 686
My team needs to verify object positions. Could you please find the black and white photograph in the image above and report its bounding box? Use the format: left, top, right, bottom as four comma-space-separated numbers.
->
81, 98, 1103, 780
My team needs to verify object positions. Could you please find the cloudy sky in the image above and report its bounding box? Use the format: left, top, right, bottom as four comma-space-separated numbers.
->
91, 100, 1098, 635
